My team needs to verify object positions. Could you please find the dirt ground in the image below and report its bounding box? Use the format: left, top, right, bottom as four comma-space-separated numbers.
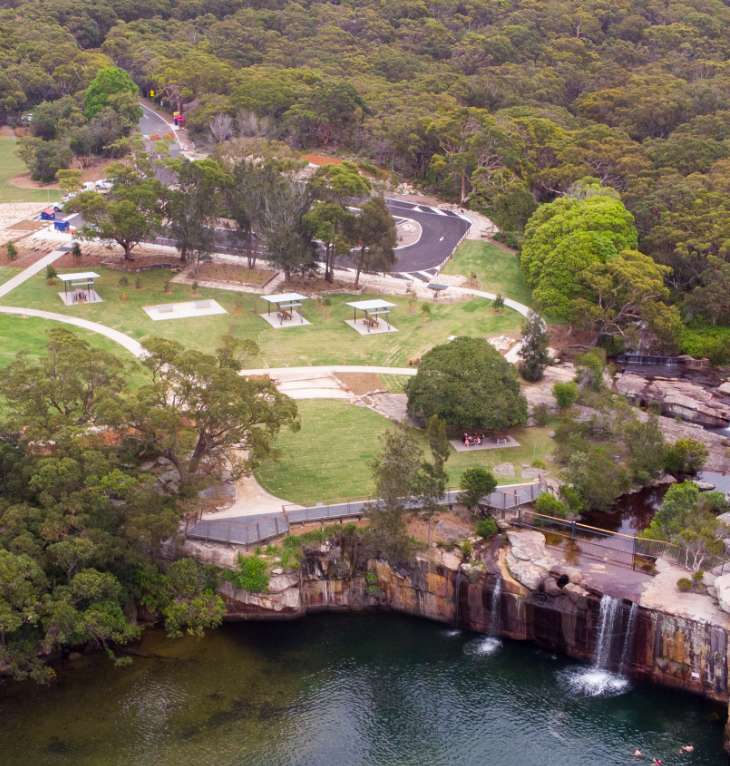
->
335, 372, 385, 396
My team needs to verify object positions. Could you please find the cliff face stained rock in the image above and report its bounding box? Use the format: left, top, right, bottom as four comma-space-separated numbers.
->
220, 545, 730, 708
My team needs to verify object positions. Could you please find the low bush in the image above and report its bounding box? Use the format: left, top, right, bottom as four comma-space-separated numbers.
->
6, 241, 17, 261
676, 577, 693, 592
553, 381, 578, 409
535, 492, 569, 518
664, 438, 708, 476
475, 516, 498, 539
227, 554, 269, 593
46, 265, 57, 280
493, 294, 504, 310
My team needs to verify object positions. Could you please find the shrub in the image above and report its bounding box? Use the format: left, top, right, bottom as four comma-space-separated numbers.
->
192, 280, 199, 292
228, 554, 269, 593
535, 492, 569, 518
664, 438, 708, 476
46, 265, 57, 280
71, 242, 82, 260
421, 302, 432, 317
118, 275, 128, 287
676, 577, 692, 592
6, 241, 17, 261
493, 294, 504, 310
692, 570, 704, 585
461, 539, 473, 560
475, 516, 498, 539
532, 403, 550, 426
553, 381, 578, 409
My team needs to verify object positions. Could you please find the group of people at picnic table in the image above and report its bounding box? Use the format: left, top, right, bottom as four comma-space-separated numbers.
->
462, 432, 487, 447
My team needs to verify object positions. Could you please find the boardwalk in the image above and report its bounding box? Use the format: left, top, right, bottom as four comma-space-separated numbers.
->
187, 480, 547, 546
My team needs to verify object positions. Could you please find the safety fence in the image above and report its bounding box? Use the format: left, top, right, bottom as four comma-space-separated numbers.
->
188, 480, 548, 547
513, 509, 675, 571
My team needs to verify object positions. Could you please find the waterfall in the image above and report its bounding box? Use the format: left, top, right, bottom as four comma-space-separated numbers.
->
453, 569, 463, 628
462, 575, 502, 655
619, 602, 639, 674
593, 595, 621, 670
561, 595, 630, 696
490, 576, 502, 637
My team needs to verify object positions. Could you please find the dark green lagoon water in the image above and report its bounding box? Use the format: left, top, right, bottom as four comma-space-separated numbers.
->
0, 614, 726, 766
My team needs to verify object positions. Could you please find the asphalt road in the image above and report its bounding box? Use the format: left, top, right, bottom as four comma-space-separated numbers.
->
87, 105, 471, 276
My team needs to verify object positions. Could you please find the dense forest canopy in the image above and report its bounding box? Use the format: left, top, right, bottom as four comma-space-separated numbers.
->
2, 0, 730, 352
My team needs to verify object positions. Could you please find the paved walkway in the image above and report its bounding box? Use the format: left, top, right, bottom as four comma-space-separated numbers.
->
0, 248, 67, 299
191, 481, 547, 545
0, 306, 145, 357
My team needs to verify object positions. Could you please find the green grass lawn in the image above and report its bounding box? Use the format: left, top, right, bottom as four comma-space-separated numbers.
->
255, 400, 555, 505
1, 267, 523, 367
0, 266, 20, 284
0, 136, 60, 204
442, 240, 533, 307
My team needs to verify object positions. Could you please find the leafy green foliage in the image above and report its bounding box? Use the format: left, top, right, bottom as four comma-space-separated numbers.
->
226, 555, 269, 594
83, 67, 138, 119
534, 492, 569, 519
475, 516, 498, 540
643, 482, 728, 571
664, 439, 708, 477
459, 467, 497, 510
517, 311, 549, 382
406, 337, 528, 433
552, 382, 578, 410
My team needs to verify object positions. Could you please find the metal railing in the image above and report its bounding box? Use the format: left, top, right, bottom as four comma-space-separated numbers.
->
513, 509, 675, 571
187, 480, 548, 547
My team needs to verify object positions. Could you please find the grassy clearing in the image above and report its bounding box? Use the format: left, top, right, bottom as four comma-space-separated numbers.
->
255, 400, 555, 505
0, 266, 20, 284
1, 266, 523, 367
0, 136, 59, 204
0, 314, 148, 387
442, 240, 533, 307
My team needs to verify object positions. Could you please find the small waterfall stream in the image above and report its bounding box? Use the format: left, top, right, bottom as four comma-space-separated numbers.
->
593, 595, 621, 670
563, 595, 630, 696
463, 575, 503, 656
490, 576, 502, 636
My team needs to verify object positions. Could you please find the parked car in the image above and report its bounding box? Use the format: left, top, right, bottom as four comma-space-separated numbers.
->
94, 179, 113, 192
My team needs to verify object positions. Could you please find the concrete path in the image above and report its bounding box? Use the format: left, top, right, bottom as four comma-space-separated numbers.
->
241, 364, 416, 377
0, 248, 67, 299
0, 306, 145, 357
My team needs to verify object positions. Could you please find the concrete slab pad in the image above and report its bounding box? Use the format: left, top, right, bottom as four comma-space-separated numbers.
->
345, 318, 398, 336
450, 435, 520, 453
259, 310, 310, 329
144, 299, 227, 321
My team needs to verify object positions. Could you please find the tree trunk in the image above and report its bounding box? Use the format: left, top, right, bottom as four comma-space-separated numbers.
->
460, 170, 467, 204
355, 246, 365, 288
121, 241, 134, 261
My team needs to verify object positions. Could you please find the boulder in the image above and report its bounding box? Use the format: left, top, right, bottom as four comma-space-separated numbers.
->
614, 372, 730, 428
714, 574, 730, 614
505, 529, 556, 591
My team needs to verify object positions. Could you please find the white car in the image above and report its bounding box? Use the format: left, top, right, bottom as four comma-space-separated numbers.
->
94, 179, 113, 192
